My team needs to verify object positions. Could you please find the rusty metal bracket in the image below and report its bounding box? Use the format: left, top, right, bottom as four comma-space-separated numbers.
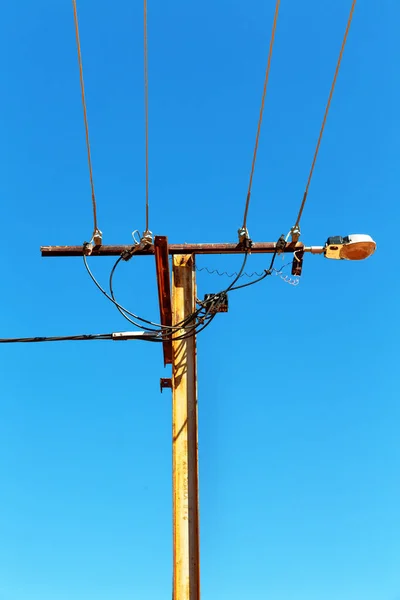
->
160, 378, 172, 393
154, 236, 173, 366
291, 249, 304, 276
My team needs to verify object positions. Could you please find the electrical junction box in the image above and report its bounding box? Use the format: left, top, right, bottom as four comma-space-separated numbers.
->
203, 293, 228, 314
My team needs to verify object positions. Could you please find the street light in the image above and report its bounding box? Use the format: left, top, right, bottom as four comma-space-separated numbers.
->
324, 234, 376, 261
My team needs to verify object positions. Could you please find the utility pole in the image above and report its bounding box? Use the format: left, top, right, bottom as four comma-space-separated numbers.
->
40, 236, 329, 600
171, 255, 200, 600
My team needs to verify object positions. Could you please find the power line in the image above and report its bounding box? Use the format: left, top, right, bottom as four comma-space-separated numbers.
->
0, 333, 111, 344
82, 236, 285, 342
242, 0, 281, 232
18, 237, 299, 349
83, 249, 250, 340
292, 0, 357, 236
144, 0, 150, 234
0, 332, 158, 344
71, 0, 102, 245
82, 251, 217, 339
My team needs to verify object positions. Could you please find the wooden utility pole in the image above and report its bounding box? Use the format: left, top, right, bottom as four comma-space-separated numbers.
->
40, 236, 324, 599
171, 255, 200, 600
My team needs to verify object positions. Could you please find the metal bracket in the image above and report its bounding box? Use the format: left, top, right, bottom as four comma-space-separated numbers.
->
203, 292, 228, 314
290, 225, 301, 243
83, 241, 94, 256
93, 229, 103, 246
154, 236, 173, 366
237, 227, 252, 250
141, 230, 154, 247
291, 249, 304, 276
160, 378, 172, 393
275, 234, 287, 254
122, 230, 154, 261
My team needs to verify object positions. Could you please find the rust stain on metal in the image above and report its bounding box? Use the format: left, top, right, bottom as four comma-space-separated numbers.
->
41, 241, 307, 257
154, 236, 173, 365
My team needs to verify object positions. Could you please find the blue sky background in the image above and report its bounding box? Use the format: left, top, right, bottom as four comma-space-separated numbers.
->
1, 1, 399, 599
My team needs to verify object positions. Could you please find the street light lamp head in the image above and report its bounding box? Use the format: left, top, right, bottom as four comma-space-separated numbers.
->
325, 234, 376, 261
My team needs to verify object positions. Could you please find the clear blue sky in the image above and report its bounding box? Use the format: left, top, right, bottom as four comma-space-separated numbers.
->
1, 1, 399, 599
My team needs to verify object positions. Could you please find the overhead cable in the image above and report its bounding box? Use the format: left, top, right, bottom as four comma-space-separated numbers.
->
292, 0, 357, 238
83, 237, 285, 343
143, 0, 150, 237
0, 333, 111, 344
2, 238, 290, 346
72, 0, 102, 245
83, 251, 214, 337
242, 0, 281, 233
83, 247, 252, 342
0, 332, 157, 344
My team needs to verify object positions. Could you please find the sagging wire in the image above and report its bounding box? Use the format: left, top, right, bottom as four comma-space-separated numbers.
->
82, 235, 295, 343
83, 247, 226, 340
108, 255, 208, 333
83, 245, 249, 341
2, 237, 299, 346
83, 251, 174, 332
108, 249, 251, 340
227, 235, 285, 292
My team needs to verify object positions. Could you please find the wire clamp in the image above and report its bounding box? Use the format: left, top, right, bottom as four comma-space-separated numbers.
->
238, 227, 252, 250
93, 229, 103, 246
121, 230, 154, 261
141, 229, 154, 247
203, 292, 228, 314
290, 225, 301, 243
121, 247, 137, 261
275, 234, 287, 254
83, 241, 94, 256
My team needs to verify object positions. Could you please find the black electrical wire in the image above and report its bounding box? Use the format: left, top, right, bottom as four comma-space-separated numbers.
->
106, 249, 250, 333
228, 236, 284, 292
143, 311, 218, 343
108, 256, 183, 331
82, 239, 285, 345
142, 297, 219, 343
229, 270, 271, 292
105, 254, 217, 341
147, 252, 251, 341
0, 334, 112, 344
2, 238, 290, 347
84, 252, 203, 334
83, 253, 173, 332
